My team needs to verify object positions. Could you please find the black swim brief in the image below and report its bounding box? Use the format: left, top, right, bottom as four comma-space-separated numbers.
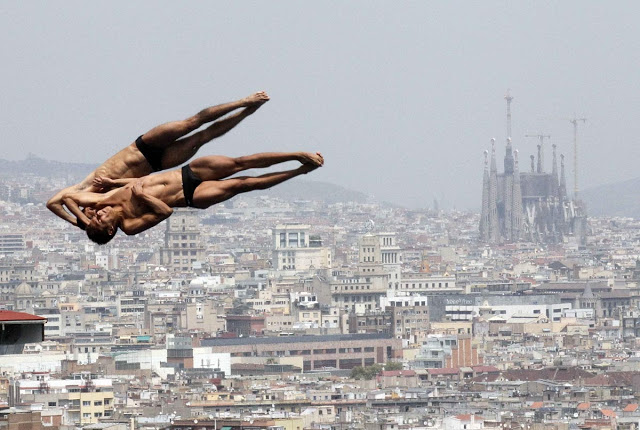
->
135, 135, 164, 172
182, 165, 203, 208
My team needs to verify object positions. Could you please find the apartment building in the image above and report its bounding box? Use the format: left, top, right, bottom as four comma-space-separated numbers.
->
11, 375, 114, 425
160, 209, 206, 272
272, 224, 331, 271
0, 234, 25, 256
200, 333, 401, 371
330, 273, 389, 313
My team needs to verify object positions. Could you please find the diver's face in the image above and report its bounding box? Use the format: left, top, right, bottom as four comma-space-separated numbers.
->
91, 206, 117, 228
95, 207, 115, 225
90, 206, 117, 235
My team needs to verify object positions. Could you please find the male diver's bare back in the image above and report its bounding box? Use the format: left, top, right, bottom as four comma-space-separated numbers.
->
80, 143, 152, 190
48, 142, 153, 226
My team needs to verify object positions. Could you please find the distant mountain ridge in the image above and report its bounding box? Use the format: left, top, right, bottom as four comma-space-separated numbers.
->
0, 155, 369, 204
5, 155, 632, 213
256, 178, 369, 204
0, 154, 96, 180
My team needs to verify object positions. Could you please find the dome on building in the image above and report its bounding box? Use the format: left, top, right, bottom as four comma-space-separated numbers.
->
15, 281, 33, 296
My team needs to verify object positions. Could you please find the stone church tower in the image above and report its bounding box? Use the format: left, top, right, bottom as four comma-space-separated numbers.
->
479, 92, 586, 244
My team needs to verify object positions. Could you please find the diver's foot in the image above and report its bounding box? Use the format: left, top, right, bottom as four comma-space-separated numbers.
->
299, 152, 324, 167
244, 91, 270, 106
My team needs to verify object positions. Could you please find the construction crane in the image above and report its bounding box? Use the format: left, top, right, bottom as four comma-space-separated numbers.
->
569, 117, 587, 199
525, 134, 551, 173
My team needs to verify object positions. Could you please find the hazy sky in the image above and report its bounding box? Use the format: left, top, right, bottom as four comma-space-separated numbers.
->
2, 1, 639, 209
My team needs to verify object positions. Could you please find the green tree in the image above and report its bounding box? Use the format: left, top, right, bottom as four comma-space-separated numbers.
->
384, 361, 403, 371
351, 364, 383, 380
350, 366, 365, 380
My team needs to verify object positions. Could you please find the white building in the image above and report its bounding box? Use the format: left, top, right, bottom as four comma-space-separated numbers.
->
469, 301, 572, 323
272, 224, 331, 271
95, 253, 109, 270
359, 232, 401, 279
392, 273, 460, 294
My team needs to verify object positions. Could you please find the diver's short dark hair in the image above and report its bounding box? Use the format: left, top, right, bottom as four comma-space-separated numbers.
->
86, 224, 116, 245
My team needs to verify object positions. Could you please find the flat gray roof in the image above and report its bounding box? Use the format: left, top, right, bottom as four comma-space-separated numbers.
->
201, 333, 394, 347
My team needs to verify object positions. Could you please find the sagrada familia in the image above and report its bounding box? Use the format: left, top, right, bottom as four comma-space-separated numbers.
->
479, 93, 587, 244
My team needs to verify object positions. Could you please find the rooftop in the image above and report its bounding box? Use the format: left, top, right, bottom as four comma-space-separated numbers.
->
0, 310, 46, 322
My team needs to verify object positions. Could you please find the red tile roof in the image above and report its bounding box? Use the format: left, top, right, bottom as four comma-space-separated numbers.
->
530, 402, 544, 409
0, 310, 46, 322
623, 403, 638, 412
427, 367, 459, 375
471, 365, 500, 373
582, 419, 615, 428
577, 402, 591, 411
600, 409, 616, 418
584, 371, 640, 387
454, 414, 484, 422
500, 367, 595, 382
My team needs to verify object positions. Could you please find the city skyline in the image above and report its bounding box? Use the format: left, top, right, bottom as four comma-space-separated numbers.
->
2, 143, 640, 428
3, 3, 640, 427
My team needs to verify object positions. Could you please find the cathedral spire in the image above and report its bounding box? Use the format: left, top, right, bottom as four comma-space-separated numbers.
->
511, 149, 523, 241
504, 137, 515, 174
559, 154, 567, 200
552, 144, 559, 196
480, 150, 490, 241
530, 155, 535, 173
503, 138, 514, 240
488, 138, 500, 243
490, 138, 497, 174
505, 89, 514, 139
536, 144, 543, 173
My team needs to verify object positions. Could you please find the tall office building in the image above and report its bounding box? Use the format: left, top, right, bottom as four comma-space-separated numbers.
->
0, 233, 25, 256
272, 224, 331, 271
160, 209, 205, 272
